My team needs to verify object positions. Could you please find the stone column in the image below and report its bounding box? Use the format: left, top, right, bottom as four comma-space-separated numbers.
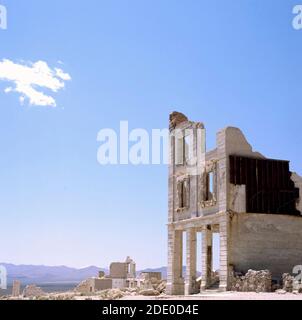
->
219, 214, 229, 291
185, 228, 197, 295
129, 262, 136, 278
200, 226, 213, 291
12, 280, 21, 297
166, 227, 184, 295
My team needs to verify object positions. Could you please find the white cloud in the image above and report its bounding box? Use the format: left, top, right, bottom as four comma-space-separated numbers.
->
0, 59, 71, 107
55, 68, 71, 81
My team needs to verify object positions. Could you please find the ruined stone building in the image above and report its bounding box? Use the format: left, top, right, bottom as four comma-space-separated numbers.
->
109, 256, 137, 289
76, 256, 137, 293
167, 112, 302, 295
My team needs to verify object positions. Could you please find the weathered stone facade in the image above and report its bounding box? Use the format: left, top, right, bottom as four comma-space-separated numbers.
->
75, 257, 139, 294
167, 112, 302, 295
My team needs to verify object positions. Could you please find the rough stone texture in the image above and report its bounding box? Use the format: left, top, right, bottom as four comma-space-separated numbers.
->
229, 213, 302, 279
74, 279, 93, 294
23, 285, 46, 298
109, 256, 136, 280
230, 270, 272, 293
112, 279, 127, 289
282, 274, 294, 292
169, 112, 189, 130
139, 289, 160, 296
75, 277, 113, 294
155, 280, 167, 294
110, 263, 128, 279
99, 289, 126, 300
140, 272, 162, 282
139, 272, 166, 294
281, 273, 302, 293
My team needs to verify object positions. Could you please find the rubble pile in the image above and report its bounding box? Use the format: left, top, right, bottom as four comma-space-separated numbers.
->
23, 285, 46, 298
74, 279, 92, 294
139, 289, 160, 296
230, 269, 272, 292
211, 271, 220, 286
139, 273, 166, 294
282, 273, 294, 292
281, 273, 302, 293
97, 289, 127, 300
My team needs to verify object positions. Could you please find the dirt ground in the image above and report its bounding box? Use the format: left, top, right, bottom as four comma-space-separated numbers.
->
122, 291, 302, 300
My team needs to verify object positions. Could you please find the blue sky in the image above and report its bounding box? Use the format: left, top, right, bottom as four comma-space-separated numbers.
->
0, 0, 301, 269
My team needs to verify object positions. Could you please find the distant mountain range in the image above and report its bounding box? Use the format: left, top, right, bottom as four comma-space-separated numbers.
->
0, 263, 169, 285
0, 263, 107, 285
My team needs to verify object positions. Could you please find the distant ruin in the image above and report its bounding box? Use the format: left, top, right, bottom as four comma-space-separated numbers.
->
12, 280, 21, 297
167, 112, 302, 295
75, 257, 163, 294
76, 257, 137, 293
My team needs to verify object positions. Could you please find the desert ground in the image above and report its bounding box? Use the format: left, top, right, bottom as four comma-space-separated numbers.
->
123, 291, 302, 301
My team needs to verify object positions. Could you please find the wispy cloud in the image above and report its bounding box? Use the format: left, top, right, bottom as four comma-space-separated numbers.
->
0, 59, 71, 107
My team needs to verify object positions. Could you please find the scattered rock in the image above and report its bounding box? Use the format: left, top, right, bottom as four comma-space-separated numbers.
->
230, 269, 272, 292
74, 279, 93, 294
276, 289, 287, 294
282, 273, 294, 293
98, 289, 126, 300
139, 289, 160, 296
155, 280, 167, 294
23, 285, 46, 298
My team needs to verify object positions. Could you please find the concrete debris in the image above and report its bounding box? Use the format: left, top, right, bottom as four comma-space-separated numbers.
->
230, 270, 272, 293
282, 273, 294, 293
139, 289, 160, 296
211, 271, 220, 286
75, 279, 92, 294
155, 280, 167, 294
139, 272, 166, 294
282, 273, 302, 294
98, 289, 126, 300
276, 289, 287, 294
23, 285, 46, 298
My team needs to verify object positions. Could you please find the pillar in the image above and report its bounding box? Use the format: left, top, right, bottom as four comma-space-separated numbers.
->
185, 228, 197, 295
12, 280, 21, 297
166, 227, 184, 295
219, 215, 229, 291
129, 262, 136, 278
200, 226, 212, 291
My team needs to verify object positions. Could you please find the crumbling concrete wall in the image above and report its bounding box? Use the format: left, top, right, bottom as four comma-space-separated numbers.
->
94, 278, 113, 291
167, 112, 302, 295
110, 263, 128, 279
75, 277, 113, 294
112, 279, 127, 289
229, 213, 302, 279
140, 272, 162, 282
